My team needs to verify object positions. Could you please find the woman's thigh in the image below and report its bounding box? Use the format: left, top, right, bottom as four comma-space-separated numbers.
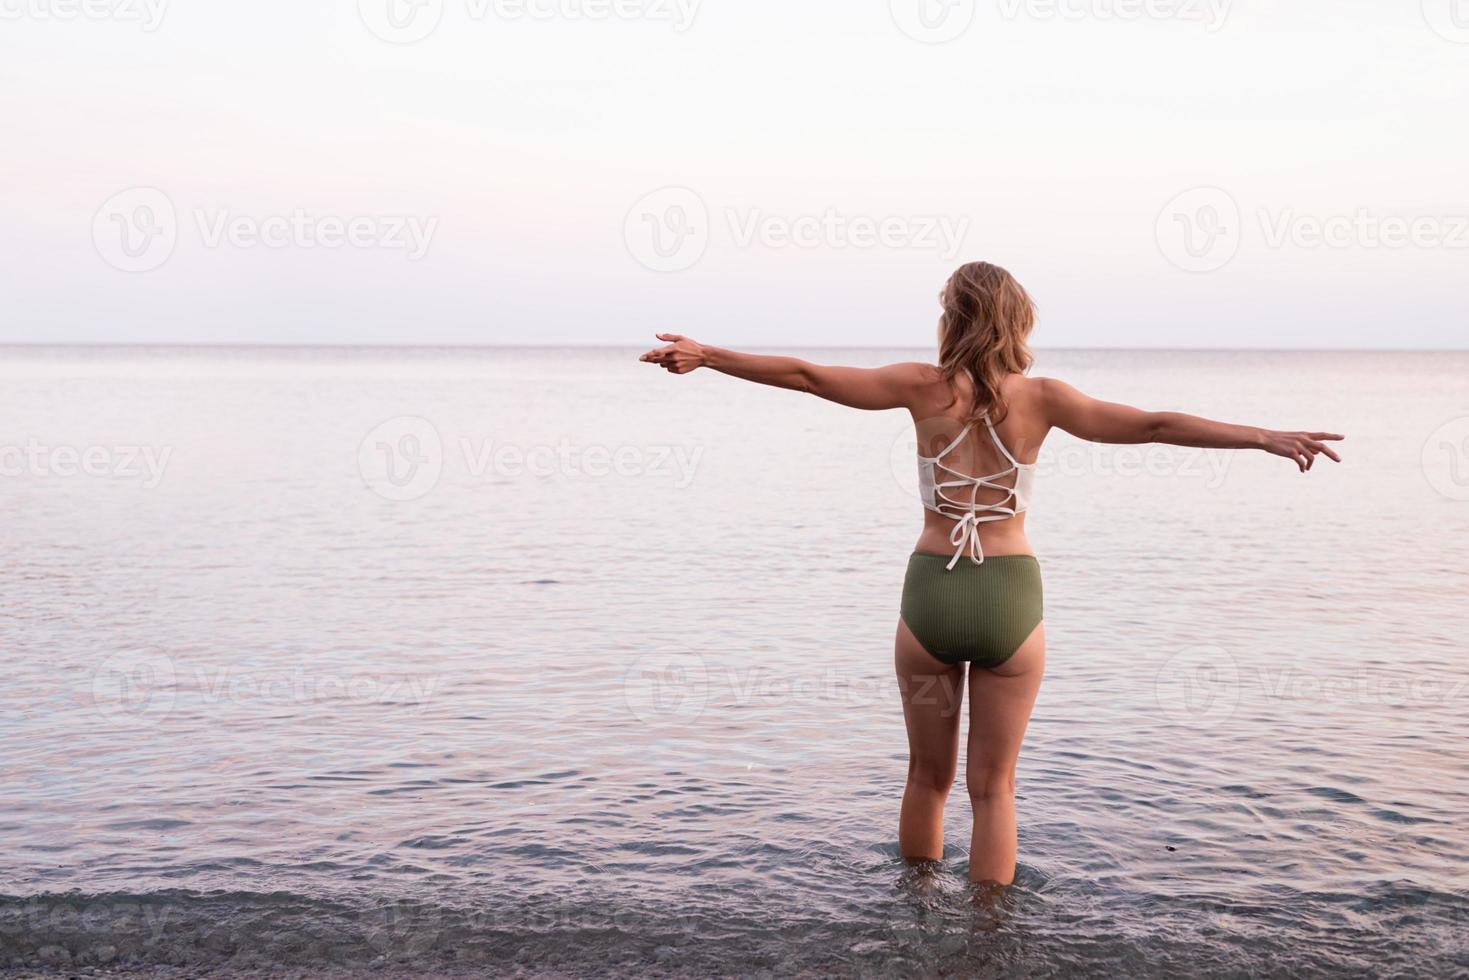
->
895, 618, 966, 778
966, 623, 1046, 786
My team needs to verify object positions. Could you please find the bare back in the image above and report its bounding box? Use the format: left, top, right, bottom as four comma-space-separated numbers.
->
908, 371, 1048, 561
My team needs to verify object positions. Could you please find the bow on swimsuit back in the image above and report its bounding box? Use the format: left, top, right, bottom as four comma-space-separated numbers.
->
902, 414, 1044, 668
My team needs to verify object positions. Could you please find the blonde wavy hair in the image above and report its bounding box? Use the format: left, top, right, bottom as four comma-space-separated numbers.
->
938, 261, 1036, 425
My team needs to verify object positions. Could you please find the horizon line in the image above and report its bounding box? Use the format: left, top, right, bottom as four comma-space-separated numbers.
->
0, 342, 1465, 354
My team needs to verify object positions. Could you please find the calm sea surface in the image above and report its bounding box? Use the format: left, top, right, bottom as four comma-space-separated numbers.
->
2, 347, 1466, 977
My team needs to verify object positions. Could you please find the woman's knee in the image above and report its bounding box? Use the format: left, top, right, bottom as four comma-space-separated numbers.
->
965, 763, 1016, 802
907, 757, 957, 795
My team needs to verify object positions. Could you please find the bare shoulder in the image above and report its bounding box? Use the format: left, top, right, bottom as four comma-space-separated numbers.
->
891, 361, 943, 383
1002, 373, 1053, 409
902, 362, 955, 415
1015, 375, 1082, 412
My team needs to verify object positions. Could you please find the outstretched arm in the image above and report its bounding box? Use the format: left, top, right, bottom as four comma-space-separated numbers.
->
640, 333, 925, 412
1039, 377, 1344, 473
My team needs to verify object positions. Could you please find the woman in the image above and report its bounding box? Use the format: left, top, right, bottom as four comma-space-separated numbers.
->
639, 261, 1343, 886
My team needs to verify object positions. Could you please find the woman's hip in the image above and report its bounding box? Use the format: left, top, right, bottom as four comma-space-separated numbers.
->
899, 553, 1044, 668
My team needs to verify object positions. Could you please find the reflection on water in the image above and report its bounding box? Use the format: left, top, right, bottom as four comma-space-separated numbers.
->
1, 347, 1466, 976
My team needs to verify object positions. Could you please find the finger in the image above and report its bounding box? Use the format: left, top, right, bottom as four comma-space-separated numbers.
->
1308, 441, 1342, 463
1311, 433, 1345, 442
656, 333, 686, 343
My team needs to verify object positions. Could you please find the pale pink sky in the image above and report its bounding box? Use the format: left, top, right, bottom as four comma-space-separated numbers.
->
1, 0, 1465, 348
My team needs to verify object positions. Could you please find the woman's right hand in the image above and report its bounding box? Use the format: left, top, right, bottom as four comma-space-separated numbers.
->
1261, 430, 1345, 472
640, 333, 707, 375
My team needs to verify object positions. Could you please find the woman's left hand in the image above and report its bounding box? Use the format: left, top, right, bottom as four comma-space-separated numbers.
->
640, 333, 706, 374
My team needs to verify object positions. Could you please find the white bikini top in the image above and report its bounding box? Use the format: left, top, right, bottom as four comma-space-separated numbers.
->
917, 414, 1036, 571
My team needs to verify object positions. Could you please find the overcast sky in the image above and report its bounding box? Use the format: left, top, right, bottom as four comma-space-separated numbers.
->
1, 0, 1465, 348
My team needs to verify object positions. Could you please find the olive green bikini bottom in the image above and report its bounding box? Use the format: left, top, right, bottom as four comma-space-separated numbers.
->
900, 553, 1043, 668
